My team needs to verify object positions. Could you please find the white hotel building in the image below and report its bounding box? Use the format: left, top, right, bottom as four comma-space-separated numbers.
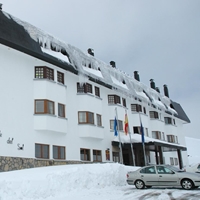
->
0, 9, 190, 171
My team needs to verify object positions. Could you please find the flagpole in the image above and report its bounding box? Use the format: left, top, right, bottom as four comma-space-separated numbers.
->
125, 109, 135, 166
115, 107, 123, 164
139, 113, 147, 166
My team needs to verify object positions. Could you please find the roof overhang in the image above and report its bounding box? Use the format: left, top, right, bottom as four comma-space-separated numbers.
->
112, 141, 187, 152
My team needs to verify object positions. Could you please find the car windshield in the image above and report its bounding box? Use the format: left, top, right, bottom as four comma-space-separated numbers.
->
166, 165, 184, 172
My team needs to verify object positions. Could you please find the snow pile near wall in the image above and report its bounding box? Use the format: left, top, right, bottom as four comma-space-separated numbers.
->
0, 163, 138, 200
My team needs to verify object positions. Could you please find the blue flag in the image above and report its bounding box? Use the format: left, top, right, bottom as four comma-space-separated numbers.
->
140, 121, 145, 144
114, 117, 118, 136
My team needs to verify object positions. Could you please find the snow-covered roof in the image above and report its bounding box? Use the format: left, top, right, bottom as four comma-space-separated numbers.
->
0, 10, 190, 123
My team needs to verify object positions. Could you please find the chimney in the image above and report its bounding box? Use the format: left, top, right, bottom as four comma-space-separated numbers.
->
110, 61, 116, 68
134, 71, 140, 82
156, 87, 160, 93
88, 48, 94, 56
163, 84, 169, 97
150, 79, 156, 90
0, 4, 2, 10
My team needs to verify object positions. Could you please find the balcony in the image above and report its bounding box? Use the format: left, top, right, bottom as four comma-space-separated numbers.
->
78, 124, 104, 140
34, 114, 68, 134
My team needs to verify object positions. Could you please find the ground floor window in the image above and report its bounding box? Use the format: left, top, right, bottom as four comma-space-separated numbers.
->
113, 152, 120, 162
35, 143, 49, 159
80, 148, 90, 161
93, 150, 102, 162
53, 145, 65, 159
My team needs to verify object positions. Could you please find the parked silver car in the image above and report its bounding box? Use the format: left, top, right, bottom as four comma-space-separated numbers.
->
127, 165, 200, 190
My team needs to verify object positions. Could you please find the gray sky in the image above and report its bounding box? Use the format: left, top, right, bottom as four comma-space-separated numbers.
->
1, 0, 200, 138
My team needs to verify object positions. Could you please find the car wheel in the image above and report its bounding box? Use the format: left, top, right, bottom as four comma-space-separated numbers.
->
181, 179, 194, 190
135, 180, 145, 189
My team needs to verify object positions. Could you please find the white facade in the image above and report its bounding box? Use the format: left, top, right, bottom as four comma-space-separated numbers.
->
0, 42, 189, 167
0, 11, 190, 169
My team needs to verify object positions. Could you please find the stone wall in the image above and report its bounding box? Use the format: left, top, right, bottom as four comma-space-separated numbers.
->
0, 156, 89, 172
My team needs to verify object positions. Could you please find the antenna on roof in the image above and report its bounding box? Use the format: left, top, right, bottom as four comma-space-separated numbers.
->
0, 3, 2, 10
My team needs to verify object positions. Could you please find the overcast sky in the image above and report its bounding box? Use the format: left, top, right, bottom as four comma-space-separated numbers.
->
1, 0, 200, 138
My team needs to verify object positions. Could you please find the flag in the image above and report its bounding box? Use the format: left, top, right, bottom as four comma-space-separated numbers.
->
140, 120, 145, 144
124, 114, 128, 135
114, 117, 118, 136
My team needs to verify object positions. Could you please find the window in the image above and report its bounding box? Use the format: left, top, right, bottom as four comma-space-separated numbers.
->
122, 98, 126, 107
95, 86, 100, 97
110, 120, 123, 131
143, 107, 146, 114
167, 135, 177, 143
78, 111, 94, 124
108, 95, 121, 104
152, 131, 161, 139
77, 83, 93, 94
156, 166, 173, 174
113, 152, 120, 162
149, 111, 159, 119
105, 149, 110, 161
174, 158, 178, 165
80, 148, 90, 161
93, 150, 102, 162
164, 117, 172, 124
35, 66, 54, 80
58, 103, 65, 118
53, 145, 65, 159
133, 126, 141, 134
140, 166, 156, 174
131, 104, 142, 112
35, 143, 49, 159
35, 99, 54, 114
173, 119, 176, 125
57, 71, 64, 84
96, 114, 102, 126
170, 157, 174, 165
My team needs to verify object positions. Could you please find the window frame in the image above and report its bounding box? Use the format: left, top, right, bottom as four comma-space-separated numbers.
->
95, 86, 100, 97
149, 111, 159, 119
96, 114, 102, 127
35, 66, 54, 80
35, 99, 55, 115
80, 148, 90, 161
108, 95, 121, 104
58, 103, 65, 118
35, 143, 49, 159
122, 98, 126, 107
57, 71, 64, 84
78, 111, 94, 124
77, 83, 93, 94
93, 149, 102, 162
53, 145, 66, 160
164, 117, 172, 124
110, 119, 123, 131
131, 104, 142, 112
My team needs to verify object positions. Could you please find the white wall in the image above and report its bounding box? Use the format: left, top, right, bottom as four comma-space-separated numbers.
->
0, 43, 189, 165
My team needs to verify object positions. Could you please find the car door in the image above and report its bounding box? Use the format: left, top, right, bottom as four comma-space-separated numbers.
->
139, 166, 159, 186
156, 166, 179, 186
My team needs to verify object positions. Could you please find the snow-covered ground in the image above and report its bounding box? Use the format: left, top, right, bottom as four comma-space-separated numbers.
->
0, 163, 200, 200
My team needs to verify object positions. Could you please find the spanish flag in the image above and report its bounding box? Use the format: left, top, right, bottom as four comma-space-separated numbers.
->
124, 114, 129, 135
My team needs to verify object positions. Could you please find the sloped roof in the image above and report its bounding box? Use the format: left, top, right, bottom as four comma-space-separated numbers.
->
0, 10, 190, 123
